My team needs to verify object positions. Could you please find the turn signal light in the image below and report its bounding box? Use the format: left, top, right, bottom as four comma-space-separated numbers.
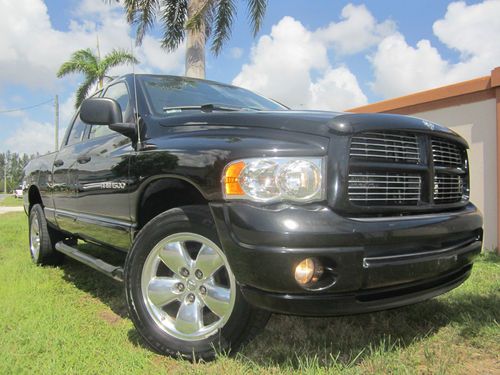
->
294, 258, 323, 286
223, 161, 245, 196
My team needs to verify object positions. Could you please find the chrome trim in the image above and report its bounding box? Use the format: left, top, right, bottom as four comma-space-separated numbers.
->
347, 205, 476, 222
431, 138, 463, 168
350, 132, 420, 163
363, 239, 481, 268
348, 172, 421, 204
54, 208, 136, 230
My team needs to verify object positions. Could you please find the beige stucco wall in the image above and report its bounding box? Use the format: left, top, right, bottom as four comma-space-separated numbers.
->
410, 98, 497, 250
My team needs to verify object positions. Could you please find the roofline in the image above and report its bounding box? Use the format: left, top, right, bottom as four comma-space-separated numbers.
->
347, 67, 500, 114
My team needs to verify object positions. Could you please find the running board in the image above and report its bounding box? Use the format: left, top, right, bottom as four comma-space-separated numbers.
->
55, 241, 124, 282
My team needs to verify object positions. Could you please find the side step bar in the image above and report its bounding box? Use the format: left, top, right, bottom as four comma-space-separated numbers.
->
55, 241, 124, 282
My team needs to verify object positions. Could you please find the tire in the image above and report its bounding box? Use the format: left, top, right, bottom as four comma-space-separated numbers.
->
29, 204, 64, 265
124, 205, 270, 361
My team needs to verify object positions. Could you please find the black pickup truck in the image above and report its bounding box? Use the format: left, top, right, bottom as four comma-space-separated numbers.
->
23, 74, 483, 360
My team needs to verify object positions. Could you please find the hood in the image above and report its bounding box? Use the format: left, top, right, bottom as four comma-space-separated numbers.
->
156, 110, 466, 145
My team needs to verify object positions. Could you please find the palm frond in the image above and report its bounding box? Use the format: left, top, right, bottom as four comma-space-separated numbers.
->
160, 0, 188, 51
75, 75, 97, 109
123, 0, 160, 45
246, 0, 267, 36
203, 1, 216, 39
122, 0, 141, 23
211, 0, 236, 55
99, 49, 139, 76
56, 48, 98, 78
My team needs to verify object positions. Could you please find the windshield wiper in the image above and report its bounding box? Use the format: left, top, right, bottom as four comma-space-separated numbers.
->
163, 104, 245, 113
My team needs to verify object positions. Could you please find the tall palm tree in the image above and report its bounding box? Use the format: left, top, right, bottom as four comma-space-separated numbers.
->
57, 48, 139, 108
115, 0, 268, 78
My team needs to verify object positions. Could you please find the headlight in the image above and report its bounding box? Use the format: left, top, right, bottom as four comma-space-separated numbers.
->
222, 157, 325, 203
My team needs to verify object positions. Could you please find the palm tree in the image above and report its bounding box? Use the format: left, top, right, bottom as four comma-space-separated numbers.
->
116, 0, 268, 78
57, 48, 138, 108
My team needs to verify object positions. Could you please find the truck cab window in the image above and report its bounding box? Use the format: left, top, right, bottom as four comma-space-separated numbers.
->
89, 82, 131, 139
66, 115, 86, 146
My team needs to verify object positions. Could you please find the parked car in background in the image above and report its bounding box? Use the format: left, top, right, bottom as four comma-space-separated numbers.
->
22, 74, 483, 361
13, 185, 23, 199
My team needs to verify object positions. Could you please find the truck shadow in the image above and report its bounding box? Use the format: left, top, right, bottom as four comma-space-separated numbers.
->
60, 243, 128, 318
240, 293, 499, 369
59, 246, 499, 369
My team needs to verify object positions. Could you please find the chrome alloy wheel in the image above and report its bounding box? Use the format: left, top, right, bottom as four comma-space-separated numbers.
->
30, 214, 41, 260
141, 233, 236, 341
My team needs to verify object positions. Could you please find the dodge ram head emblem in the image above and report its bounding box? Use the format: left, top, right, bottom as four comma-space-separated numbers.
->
422, 120, 436, 130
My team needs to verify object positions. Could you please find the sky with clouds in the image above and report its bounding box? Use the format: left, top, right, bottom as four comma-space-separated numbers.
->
1, 0, 499, 155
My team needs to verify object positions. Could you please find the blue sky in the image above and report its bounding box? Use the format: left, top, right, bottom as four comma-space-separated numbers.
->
1, 0, 498, 154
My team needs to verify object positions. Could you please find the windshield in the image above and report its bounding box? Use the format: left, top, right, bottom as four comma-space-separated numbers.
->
140, 75, 287, 115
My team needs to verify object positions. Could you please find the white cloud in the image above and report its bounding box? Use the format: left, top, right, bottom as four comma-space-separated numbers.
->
233, 16, 367, 110
371, 0, 500, 98
4, 118, 56, 155
0, 0, 184, 90
0, 0, 185, 154
370, 33, 450, 98
315, 4, 395, 55
308, 67, 368, 110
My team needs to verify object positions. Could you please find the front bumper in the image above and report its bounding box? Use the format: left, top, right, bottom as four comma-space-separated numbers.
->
210, 202, 483, 316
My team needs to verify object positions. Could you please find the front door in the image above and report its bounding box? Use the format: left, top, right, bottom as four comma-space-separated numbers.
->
72, 81, 135, 250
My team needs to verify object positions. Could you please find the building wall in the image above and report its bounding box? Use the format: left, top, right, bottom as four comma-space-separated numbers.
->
409, 99, 497, 249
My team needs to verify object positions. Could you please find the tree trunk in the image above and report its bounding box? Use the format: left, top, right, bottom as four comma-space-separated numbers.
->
185, 0, 206, 79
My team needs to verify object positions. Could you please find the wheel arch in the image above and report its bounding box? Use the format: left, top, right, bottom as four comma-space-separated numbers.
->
28, 184, 43, 212
136, 177, 209, 230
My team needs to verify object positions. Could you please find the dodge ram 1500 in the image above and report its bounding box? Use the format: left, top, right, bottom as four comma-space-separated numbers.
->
23, 74, 483, 360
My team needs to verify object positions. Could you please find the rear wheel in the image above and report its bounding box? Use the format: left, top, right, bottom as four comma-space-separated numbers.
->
29, 204, 64, 265
125, 206, 269, 360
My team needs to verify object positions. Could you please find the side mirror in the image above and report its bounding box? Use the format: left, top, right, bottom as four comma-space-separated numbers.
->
109, 122, 137, 138
80, 98, 123, 125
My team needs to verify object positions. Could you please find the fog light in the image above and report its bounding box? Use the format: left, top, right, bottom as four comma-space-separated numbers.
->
294, 258, 323, 286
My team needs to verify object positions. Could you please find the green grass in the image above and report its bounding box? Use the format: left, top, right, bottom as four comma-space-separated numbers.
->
0, 212, 498, 374
0, 196, 24, 207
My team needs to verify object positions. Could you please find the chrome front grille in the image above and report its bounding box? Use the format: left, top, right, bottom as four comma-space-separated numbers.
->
350, 132, 420, 163
432, 138, 463, 168
348, 173, 421, 206
434, 174, 465, 203
347, 131, 468, 210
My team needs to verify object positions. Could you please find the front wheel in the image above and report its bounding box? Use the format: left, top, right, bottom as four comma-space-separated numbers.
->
124, 206, 269, 360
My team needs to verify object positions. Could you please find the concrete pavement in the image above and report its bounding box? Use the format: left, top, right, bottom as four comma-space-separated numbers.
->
0, 194, 25, 215
0, 206, 24, 215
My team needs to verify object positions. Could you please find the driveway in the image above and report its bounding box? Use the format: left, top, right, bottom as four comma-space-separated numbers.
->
0, 206, 24, 215
0, 195, 25, 215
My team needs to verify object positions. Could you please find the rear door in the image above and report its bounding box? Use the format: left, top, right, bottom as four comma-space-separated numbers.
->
72, 81, 135, 250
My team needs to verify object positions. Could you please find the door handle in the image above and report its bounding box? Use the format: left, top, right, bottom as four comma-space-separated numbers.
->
77, 155, 91, 164
53, 159, 64, 167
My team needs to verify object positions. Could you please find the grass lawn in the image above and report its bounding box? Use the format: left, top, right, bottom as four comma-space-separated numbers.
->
0, 196, 24, 207
0, 212, 498, 374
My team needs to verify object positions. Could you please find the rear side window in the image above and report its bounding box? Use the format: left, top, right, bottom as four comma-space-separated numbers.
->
66, 115, 86, 146
89, 82, 130, 139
